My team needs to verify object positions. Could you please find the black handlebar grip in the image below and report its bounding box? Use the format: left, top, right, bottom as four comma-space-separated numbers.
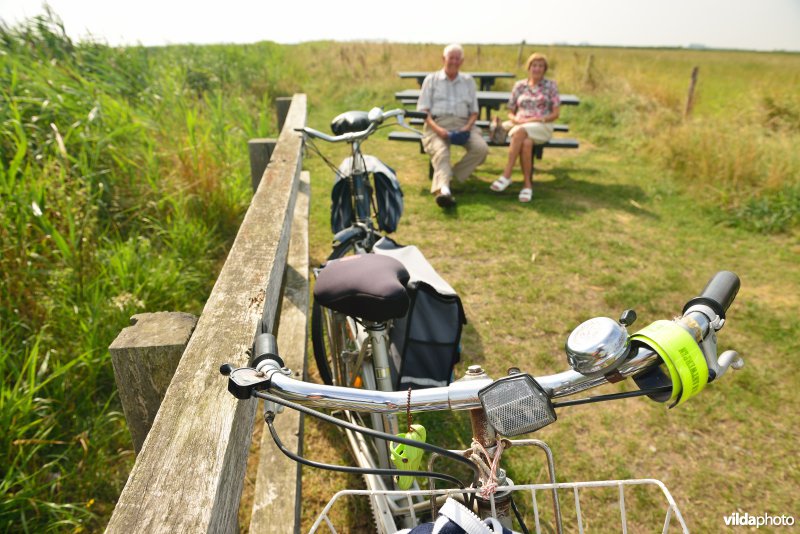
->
404, 110, 429, 120
682, 271, 741, 319
252, 333, 284, 368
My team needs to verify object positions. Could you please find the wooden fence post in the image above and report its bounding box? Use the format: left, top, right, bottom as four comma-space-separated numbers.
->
517, 40, 526, 67
583, 54, 596, 89
248, 139, 276, 192
684, 66, 699, 118
276, 97, 293, 132
109, 312, 197, 454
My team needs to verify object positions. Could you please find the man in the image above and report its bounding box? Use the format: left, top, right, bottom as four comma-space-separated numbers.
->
417, 44, 489, 208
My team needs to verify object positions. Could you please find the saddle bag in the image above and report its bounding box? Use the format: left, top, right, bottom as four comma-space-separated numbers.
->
331, 155, 403, 234
373, 237, 466, 390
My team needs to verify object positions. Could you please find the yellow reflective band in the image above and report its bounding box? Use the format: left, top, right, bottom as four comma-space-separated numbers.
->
631, 320, 708, 406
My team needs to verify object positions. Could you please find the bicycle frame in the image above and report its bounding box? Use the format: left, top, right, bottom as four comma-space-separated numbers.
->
346, 140, 373, 227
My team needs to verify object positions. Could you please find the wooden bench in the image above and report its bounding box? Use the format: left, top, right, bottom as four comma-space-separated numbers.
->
406, 117, 569, 133
388, 130, 579, 179
396, 89, 581, 120
399, 71, 514, 91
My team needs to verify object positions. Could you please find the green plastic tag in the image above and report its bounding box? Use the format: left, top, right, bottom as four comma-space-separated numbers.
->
631, 320, 708, 406
390, 424, 426, 490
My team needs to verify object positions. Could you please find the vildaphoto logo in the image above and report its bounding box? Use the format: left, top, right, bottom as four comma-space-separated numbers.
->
724, 512, 795, 528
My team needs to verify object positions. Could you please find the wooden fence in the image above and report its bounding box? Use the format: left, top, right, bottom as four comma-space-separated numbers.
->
107, 94, 308, 533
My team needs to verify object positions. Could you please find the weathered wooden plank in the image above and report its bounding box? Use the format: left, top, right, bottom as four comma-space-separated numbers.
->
106, 94, 307, 534
249, 171, 310, 533
109, 312, 198, 454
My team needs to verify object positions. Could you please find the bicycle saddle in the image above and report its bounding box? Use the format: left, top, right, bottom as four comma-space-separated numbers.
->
330, 110, 370, 135
314, 254, 410, 322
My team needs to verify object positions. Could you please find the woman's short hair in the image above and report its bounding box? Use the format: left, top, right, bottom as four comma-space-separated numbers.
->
526, 53, 549, 72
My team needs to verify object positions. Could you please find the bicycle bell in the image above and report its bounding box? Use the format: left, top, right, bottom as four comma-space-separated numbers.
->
565, 310, 636, 378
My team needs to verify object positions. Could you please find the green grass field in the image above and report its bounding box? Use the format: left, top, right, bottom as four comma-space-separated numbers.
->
1, 10, 798, 533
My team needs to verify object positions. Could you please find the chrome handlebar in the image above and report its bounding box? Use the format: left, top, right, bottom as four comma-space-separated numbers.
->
249, 308, 740, 415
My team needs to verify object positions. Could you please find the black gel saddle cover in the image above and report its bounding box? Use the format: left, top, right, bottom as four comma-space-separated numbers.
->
314, 254, 410, 322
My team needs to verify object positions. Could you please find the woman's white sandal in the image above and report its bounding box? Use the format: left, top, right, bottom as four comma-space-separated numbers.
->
490, 176, 513, 192
518, 188, 533, 202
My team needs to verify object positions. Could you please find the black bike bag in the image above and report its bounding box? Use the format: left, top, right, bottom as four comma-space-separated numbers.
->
373, 237, 466, 390
331, 155, 403, 234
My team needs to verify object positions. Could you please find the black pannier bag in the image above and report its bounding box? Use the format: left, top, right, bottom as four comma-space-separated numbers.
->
373, 237, 466, 390
331, 155, 403, 234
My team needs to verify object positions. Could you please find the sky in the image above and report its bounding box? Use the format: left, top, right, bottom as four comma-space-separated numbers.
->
1, 0, 799, 52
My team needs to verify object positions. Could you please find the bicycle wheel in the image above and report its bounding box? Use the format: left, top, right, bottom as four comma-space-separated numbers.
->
311, 237, 360, 386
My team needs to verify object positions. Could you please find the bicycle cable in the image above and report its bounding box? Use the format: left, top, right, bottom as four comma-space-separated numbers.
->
551, 385, 672, 408
303, 138, 347, 179
264, 411, 465, 487
510, 495, 531, 534
255, 390, 480, 486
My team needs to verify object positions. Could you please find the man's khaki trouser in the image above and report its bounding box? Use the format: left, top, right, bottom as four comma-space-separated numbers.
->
422, 115, 489, 194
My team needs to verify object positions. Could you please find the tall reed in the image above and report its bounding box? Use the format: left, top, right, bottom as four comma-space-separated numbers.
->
0, 11, 278, 530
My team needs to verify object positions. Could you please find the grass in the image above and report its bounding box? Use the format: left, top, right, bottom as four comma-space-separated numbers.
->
1, 9, 799, 533
298, 43, 800, 533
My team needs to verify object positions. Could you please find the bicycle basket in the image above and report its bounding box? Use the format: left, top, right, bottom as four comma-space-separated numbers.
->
310, 479, 689, 533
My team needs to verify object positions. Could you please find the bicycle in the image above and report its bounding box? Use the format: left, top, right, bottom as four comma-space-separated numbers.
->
297, 106, 426, 388
222, 267, 744, 533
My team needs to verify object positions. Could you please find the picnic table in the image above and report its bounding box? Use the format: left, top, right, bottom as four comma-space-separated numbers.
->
399, 71, 514, 91
395, 89, 581, 119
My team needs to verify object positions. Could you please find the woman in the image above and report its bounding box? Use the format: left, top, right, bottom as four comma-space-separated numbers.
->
490, 53, 560, 202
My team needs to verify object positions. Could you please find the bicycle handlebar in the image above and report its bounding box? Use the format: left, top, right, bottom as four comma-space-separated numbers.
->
259, 342, 661, 414
296, 107, 411, 144
223, 273, 742, 421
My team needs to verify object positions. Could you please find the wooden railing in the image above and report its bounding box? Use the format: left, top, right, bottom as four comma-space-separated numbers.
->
107, 94, 308, 533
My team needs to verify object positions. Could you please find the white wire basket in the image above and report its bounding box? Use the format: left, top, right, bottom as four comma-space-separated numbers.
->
309, 478, 689, 534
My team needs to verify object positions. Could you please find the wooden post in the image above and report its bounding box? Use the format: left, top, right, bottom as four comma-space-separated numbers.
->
248, 139, 276, 192
106, 94, 307, 534
583, 54, 595, 89
109, 312, 198, 454
249, 171, 310, 533
276, 97, 293, 132
517, 40, 526, 67
684, 66, 699, 118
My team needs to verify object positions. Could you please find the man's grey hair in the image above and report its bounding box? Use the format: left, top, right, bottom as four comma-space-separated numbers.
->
443, 43, 464, 58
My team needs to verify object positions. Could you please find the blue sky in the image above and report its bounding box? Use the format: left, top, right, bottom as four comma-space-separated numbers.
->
2, 0, 799, 51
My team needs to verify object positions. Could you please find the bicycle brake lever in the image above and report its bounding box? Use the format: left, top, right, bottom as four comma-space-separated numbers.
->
715, 350, 744, 379
220, 364, 270, 400
397, 121, 422, 134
